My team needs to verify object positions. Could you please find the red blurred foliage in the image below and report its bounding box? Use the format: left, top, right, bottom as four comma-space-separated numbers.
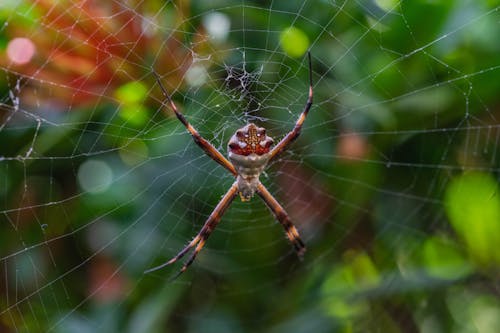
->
0, 0, 210, 107
337, 131, 370, 163
277, 161, 334, 229
88, 255, 129, 303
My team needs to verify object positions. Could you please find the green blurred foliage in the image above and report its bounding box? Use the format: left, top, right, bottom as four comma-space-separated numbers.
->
445, 172, 500, 268
1, 0, 500, 332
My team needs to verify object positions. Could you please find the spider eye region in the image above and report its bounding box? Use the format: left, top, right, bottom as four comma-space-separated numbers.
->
228, 123, 274, 155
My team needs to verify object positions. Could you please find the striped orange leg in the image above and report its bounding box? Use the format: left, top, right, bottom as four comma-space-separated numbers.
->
145, 182, 239, 277
256, 183, 306, 258
269, 51, 313, 161
153, 71, 237, 176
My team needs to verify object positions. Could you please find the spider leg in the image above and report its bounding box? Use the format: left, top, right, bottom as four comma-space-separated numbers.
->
269, 51, 313, 161
144, 182, 238, 276
153, 71, 237, 176
256, 183, 306, 258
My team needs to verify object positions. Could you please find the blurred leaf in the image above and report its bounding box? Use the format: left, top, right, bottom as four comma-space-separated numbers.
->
347, 250, 381, 288
447, 289, 500, 333
374, 0, 400, 12
322, 265, 369, 319
321, 251, 380, 319
444, 172, 500, 268
421, 235, 472, 280
127, 283, 184, 333
0, 2, 41, 27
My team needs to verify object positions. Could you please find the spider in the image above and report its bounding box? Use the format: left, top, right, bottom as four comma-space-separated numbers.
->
145, 52, 313, 277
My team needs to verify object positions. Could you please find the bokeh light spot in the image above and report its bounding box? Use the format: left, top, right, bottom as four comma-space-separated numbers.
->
7, 37, 36, 65
115, 81, 148, 104
280, 27, 309, 58
185, 65, 208, 87
203, 12, 230, 42
78, 160, 113, 194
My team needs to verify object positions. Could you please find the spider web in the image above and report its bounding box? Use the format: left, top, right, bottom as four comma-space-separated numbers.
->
1, 0, 500, 332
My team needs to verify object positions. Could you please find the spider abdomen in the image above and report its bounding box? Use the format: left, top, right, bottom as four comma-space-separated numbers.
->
228, 152, 270, 201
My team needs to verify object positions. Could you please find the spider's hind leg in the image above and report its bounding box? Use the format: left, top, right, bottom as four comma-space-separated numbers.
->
144, 182, 239, 276
144, 235, 201, 274
256, 183, 306, 258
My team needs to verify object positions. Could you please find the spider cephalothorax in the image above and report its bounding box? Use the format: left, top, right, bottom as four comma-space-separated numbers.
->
147, 52, 313, 277
228, 123, 274, 156
228, 123, 274, 201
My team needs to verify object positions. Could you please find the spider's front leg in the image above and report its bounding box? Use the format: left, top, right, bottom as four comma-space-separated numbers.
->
269, 51, 313, 161
256, 183, 306, 258
153, 71, 237, 176
145, 182, 239, 277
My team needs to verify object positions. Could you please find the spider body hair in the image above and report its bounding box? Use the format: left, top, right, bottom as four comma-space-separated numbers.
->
228, 123, 273, 201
